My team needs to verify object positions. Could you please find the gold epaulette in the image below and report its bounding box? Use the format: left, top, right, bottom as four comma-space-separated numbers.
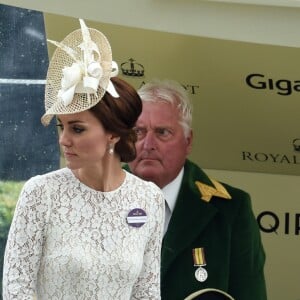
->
195, 179, 232, 202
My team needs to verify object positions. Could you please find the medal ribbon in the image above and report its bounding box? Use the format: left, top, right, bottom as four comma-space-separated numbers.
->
193, 248, 206, 266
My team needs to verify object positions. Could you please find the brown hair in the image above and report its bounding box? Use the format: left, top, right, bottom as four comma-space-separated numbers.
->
89, 77, 142, 162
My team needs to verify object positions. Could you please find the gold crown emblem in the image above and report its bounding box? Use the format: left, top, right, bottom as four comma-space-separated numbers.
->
121, 58, 144, 77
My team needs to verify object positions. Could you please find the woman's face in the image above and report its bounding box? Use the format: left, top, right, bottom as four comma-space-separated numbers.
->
57, 110, 112, 170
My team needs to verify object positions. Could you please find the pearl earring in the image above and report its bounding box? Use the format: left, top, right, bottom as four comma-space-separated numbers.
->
108, 144, 114, 154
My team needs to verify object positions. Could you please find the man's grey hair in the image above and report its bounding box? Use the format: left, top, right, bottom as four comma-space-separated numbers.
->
137, 79, 192, 137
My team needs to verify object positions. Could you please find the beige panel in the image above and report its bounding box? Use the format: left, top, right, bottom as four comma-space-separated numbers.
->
44, 14, 300, 176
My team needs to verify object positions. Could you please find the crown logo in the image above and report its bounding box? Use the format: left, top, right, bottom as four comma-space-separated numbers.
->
121, 58, 144, 77
293, 138, 300, 152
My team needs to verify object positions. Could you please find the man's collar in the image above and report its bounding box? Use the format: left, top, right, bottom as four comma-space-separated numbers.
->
162, 168, 184, 212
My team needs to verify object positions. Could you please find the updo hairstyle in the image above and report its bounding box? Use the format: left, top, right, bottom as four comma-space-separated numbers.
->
89, 77, 142, 162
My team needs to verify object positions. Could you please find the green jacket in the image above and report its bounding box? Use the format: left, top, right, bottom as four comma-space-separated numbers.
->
125, 160, 267, 300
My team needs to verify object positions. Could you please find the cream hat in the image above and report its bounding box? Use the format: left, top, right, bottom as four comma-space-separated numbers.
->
41, 19, 119, 126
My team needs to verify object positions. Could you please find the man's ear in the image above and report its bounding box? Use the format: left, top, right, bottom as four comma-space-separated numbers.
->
186, 129, 193, 155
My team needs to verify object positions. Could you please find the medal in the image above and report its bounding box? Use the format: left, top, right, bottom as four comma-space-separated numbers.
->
192, 247, 208, 282
195, 266, 208, 282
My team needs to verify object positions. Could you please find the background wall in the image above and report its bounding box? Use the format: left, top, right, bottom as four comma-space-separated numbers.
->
0, 1, 299, 299
2, 0, 300, 48
0, 5, 59, 181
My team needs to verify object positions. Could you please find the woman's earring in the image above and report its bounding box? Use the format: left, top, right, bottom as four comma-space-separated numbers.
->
108, 143, 114, 155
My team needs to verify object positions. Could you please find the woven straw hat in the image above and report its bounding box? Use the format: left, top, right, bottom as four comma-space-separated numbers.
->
41, 19, 119, 126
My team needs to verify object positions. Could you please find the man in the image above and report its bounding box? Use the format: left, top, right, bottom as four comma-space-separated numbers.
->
127, 79, 267, 300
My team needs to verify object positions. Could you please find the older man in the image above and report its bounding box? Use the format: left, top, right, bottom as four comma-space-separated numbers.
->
127, 79, 267, 300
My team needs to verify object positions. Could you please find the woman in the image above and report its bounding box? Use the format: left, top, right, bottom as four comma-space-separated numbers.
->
2, 19, 164, 299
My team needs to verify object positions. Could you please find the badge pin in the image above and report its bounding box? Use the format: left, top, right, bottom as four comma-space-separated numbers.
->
192, 247, 208, 282
126, 208, 147, 228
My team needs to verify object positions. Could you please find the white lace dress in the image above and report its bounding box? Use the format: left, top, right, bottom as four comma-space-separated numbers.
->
3, 168, 164, 299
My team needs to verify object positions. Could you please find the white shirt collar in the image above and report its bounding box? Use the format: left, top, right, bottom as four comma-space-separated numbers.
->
162, 167, 184, 213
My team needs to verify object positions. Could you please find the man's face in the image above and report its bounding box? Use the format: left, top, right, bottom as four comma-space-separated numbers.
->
129, 101, 192, 188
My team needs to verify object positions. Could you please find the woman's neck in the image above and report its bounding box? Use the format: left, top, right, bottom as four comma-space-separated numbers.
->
72, 160, 125, 192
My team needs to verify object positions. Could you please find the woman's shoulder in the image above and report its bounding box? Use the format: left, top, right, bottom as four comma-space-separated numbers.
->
23, 168, 71, 190
125, 171, 162, 193
124, 171, 164, 207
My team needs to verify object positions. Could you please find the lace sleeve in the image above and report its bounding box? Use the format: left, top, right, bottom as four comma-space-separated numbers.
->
2, 177, 51, 299
131, 185, 165, 300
